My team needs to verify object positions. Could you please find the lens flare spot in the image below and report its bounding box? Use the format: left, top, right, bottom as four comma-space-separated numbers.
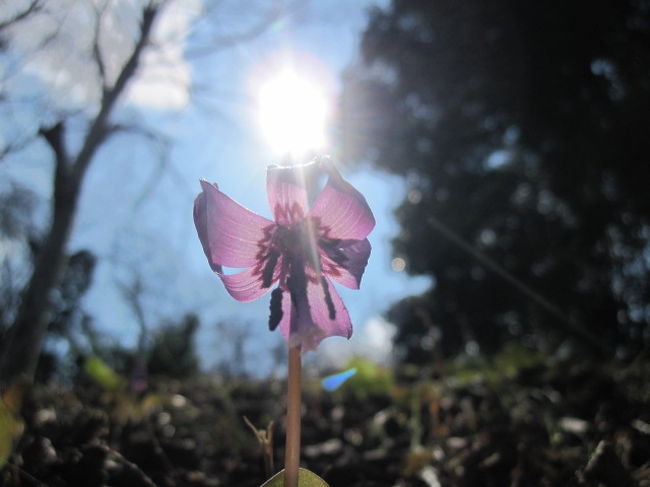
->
391, 257, 406, 272
321, 367, 357, 391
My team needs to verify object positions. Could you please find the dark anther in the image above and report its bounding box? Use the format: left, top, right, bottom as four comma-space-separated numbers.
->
269, 287, 283, 331
320, 276, 336, 320
262, 249, 280, 288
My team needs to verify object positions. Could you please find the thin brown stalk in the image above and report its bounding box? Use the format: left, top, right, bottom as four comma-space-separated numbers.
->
284, 346, 301, 487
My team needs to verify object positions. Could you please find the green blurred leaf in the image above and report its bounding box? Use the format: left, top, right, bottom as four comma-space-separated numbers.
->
0, 383, 24, 468
260, 468, 330, 486
344, 356, 394, 398
84, 355, 124, 391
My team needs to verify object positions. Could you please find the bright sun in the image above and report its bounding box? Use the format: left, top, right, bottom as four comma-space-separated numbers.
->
257, 70, 329, 159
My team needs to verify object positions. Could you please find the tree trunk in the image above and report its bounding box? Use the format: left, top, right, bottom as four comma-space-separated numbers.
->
0, 175, 80, 389
0, 4, 160, 394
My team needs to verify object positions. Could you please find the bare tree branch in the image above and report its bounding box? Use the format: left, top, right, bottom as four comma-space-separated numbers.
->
105, 122, 173, 211
91, 0, 110, 94
38, 122, 68, 168
0, 15, 63, 91
117, 273, 149, 353
185, 0, 296, 58
0, 0, 42, 32
0, 135, 38, 162
106, 122, 164, 140
72, 4, 160, 183
39, 122, 72, 214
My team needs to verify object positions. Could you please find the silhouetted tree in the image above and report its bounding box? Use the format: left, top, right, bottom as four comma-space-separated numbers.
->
35, 249, 98, 381
48, 250, 97, 340
214, 320, 255, 378
342, 0, 650, 363
0, 183, 37, 336
1, 190, 98, 381
148, 313, 200, 379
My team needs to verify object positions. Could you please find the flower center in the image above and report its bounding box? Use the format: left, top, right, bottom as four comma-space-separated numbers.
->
278, 218, 322, 273
257, 218, 328, 290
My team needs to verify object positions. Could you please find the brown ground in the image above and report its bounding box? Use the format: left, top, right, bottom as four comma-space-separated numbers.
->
2, 358, 649, 487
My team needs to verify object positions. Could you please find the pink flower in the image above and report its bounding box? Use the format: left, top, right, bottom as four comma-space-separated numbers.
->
193, 159, 375, 351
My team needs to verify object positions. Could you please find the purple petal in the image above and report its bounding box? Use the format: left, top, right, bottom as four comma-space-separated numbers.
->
267, 165, 309, 226
193, 187, 221, 273
194, 180, 274, 269
306, 276, 353, 346
320, 238, 371, 289
219, 266, 276, 302
308, 164, 375, 240
278, 275, 352, 352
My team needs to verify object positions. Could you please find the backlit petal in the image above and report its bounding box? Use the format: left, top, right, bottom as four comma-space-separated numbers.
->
320, 238, 371, 289
306, 276, 352, 346
267, 165, 310, 225
193, 187, 221, 273
218, 267, 276, 302
278, 276, 352, 352
194, 180, 274, 269
309, 164, 375, 240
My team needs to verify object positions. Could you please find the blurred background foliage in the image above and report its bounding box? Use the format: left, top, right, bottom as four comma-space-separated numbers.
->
341, 0, 650, 368
0, 0, 647, 386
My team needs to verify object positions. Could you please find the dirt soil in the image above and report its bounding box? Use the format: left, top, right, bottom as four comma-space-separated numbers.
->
1, 358, 649, 487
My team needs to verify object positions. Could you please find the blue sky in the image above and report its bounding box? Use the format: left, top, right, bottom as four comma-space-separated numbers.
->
1, 0, 430, 372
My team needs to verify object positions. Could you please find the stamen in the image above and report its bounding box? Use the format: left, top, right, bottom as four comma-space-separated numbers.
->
262, 248, 280, 288
287, 263, 310, 319
269, 287, 284, 331
320, 276, 336, 320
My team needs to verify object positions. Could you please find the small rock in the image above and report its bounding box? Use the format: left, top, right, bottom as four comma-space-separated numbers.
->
304, 438, 343, 457
559, 416, 589, 435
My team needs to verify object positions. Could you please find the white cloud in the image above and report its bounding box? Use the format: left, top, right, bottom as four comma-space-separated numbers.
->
318, 315, 396, 369
3, 0, 198, 111
357, 315, 396, 362
124, 0, 201, 109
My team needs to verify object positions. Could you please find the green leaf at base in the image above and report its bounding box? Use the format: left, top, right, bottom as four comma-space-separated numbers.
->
260, 468, 330, 487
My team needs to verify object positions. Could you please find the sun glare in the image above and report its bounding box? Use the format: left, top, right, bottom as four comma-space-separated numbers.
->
257, 70, 329, 159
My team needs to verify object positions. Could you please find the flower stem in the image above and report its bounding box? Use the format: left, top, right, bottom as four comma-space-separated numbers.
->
284, 346, 302, 487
